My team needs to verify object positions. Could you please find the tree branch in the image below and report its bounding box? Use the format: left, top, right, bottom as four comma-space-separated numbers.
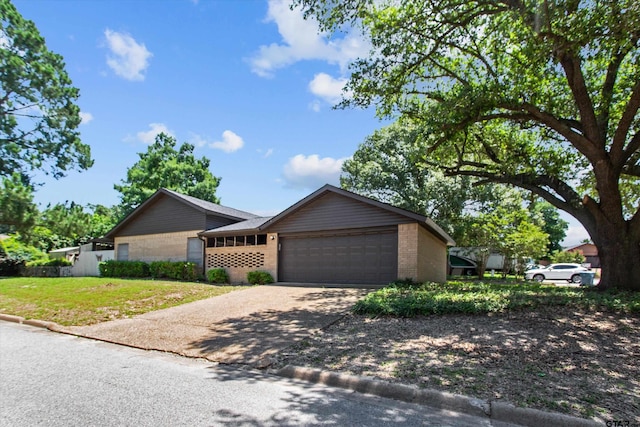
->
613, 80, 640, 166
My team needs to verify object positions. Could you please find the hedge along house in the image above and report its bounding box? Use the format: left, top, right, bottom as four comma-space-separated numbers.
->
200, 185, 455, 285
104, 188, 258, 269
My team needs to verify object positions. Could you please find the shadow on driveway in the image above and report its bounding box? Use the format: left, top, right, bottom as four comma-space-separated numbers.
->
63, 285, 371, 366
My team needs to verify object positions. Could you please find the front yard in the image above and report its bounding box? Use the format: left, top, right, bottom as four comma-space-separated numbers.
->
0, 277, 246, 326
273, 280, 640, 423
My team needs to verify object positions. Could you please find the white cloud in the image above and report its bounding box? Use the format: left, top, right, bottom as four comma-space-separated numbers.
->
309, 73, 348, 104
257, 148, 274, 158
133, 123, 174, 144
104, 29, 152, 81
249, 0, 369, 77
79, 112, 94, 125
282, 154, 349, 190
209, 130, 245, 153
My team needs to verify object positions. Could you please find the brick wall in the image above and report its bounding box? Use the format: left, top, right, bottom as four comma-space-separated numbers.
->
416, 225, 447, 283
114, 230, 201, 263
397, 223, 447, 283
204, 233, 278, 284
397, 223, 418, 280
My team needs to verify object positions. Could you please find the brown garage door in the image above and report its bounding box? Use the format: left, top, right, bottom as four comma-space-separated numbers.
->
278, 228, 398, 284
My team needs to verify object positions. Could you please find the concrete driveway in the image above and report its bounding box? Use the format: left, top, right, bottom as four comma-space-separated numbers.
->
62, 285, 371, 367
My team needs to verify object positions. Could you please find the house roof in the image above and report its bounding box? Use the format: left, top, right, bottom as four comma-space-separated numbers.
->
200, 184, 455, 245
200, 216, 274, 235
565, 242, 598, 256
105, 188, 258, 239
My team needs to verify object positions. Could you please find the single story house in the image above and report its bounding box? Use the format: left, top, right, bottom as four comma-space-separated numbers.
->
104, 188, 258, 269
566, 243, 600, 268
105, 185, 455, 285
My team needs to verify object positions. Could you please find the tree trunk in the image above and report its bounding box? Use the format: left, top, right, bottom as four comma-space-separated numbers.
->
595, 224, 640, 291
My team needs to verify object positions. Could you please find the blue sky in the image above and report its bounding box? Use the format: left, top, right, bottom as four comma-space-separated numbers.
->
13, 0, 588, 245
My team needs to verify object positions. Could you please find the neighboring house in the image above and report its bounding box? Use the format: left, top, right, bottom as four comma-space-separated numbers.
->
49, 246, 80, 262
104, 188, 258, 269
566, 243, 600, 268
103, 185, 455, 285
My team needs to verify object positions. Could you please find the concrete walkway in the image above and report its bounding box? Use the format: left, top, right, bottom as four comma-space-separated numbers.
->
62, 285, 371, 366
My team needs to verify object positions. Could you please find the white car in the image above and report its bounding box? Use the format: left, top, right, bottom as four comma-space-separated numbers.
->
525, 263, 589, 284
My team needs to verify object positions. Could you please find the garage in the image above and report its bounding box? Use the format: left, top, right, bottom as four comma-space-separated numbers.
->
278, 228, 398, 284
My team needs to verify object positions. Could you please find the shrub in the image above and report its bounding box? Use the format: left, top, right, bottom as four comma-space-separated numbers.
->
26, 258, 72, 267
0, 258, 24, 276
246, 271, 274, 285
1, 236, 48, 263
99, 260, 150, 278
149, 261, 199, 281
207, 268, 229, 284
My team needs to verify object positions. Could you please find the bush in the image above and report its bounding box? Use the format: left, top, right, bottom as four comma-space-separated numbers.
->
207, 268, 229, 284
1, 236, 48, 263
246, 271, 274, 285
149, 261, 199, 281
26, 258, 72, 267
0, 258, 24, 276
352, 280, 640, 317
99, 260, 150, 278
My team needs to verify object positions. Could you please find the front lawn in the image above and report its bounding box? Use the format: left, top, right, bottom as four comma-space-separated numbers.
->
353, 280, 640, 316
0, 277, 247, 326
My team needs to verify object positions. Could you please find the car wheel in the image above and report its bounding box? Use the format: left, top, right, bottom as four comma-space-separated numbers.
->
533, 274, 544, 282
571, 274, 582, 284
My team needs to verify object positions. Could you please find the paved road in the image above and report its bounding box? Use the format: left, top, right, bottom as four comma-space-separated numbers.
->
0, 322, 513, 426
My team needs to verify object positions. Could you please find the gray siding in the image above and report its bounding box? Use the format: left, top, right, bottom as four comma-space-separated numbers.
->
267, 192, 413, 234
205, 215, 238, 230
117, 195, 224, 236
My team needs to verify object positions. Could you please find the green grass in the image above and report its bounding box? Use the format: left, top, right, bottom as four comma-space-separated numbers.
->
353, 280, 640, 317
0, 277, 248, 326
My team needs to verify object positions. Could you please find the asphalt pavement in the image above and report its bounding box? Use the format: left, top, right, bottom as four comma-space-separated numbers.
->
0, 322, 513, 427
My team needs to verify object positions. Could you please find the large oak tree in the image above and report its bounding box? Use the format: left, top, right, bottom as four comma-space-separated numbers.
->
295, 0, 640, 290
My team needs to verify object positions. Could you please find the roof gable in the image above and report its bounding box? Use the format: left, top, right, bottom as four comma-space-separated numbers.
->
265, 185, 454, 245
105, 188, 257, 238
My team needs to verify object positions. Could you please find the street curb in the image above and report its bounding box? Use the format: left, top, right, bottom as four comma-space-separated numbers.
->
0, 314, 61, 332
275, 365, 601, 427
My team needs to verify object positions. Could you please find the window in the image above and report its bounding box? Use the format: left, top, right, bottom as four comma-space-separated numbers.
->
207, 234, 269, 247
117, 243, 129, 261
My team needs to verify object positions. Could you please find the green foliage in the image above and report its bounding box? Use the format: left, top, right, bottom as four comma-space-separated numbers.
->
353, 281, 640, 317
26, 258, 72, 267
529, 202, 569, 255
19, 202, 118, 252
246, 271, 274, 285
1, 235, 47, 263
207, 268, 229, 284
0, 0, 93, 181
341, 121, 507, 241
0, 173, 37, 234
149, 261, 199, 282
0, 258, 23, 276
458, 195, 549, 277
99, 260, 149, 278
295, 0, 640, 290
550, 250, 586, 264
114, 133, 221, 217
